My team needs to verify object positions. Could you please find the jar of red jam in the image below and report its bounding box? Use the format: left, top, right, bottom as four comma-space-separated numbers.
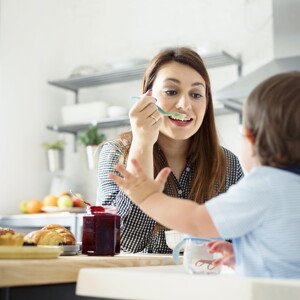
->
82, 205, 120, 256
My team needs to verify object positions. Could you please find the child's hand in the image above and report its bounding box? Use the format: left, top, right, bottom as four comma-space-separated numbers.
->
207, 240, 236, 270
109, 158, 171, 206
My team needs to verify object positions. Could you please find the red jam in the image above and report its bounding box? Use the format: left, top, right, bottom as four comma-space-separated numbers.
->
82, 206, 120, 256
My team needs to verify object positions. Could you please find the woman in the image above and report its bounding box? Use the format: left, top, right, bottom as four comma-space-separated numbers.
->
97, 47, 243, 253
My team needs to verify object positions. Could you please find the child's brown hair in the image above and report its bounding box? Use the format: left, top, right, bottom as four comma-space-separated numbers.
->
244, 71, 300, 167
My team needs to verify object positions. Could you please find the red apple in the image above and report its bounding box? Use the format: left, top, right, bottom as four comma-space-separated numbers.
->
57, 191, 71, 198
72, 193, 86, 208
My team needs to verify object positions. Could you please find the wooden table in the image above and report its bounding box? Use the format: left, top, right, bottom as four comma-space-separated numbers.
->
0, 254, 179, 300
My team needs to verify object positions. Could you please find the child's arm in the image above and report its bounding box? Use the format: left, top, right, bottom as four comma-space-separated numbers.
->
109, 158, 220, 238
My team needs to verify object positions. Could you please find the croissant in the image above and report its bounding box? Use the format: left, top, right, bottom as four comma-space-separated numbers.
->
41, 224, 76, 245
24, 230, 65, 245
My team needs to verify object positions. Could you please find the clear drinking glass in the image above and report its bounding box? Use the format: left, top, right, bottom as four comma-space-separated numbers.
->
183, 238, 222, 275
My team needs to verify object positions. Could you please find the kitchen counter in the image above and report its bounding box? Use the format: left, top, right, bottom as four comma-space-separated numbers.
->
0, 253, 178, 288
77, 265, 300, 300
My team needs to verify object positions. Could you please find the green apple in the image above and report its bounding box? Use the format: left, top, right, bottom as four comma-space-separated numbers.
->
19, 201, 28, 213
57, 195, 73, 207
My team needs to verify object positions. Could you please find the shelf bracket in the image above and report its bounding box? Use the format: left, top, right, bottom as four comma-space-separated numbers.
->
74, 90, 79, 104
73, 132, 78, 152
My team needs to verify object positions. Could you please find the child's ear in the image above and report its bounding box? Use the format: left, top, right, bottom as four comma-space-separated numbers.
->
244, 128, 255, 145
244, 128, 256, 157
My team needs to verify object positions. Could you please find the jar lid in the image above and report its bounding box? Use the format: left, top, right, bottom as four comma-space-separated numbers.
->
87, 205, 118, 214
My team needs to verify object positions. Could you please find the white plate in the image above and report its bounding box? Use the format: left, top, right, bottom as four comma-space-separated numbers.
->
38, 244, 81, 256
41, 206, 86, 213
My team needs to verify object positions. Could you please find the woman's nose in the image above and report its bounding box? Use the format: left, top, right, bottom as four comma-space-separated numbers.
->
175, 95, 191, 111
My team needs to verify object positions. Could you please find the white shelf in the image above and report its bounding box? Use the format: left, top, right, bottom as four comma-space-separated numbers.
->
48, 51, 242, 92
47, 116, 131, 134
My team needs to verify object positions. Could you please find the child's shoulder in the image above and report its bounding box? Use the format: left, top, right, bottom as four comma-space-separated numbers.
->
247, 166, 300, 188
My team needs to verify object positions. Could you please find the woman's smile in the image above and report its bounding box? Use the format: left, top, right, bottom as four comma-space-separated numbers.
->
168, 116, 194, 127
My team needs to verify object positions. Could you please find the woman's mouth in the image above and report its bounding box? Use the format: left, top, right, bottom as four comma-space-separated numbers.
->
168, 116, 193, 127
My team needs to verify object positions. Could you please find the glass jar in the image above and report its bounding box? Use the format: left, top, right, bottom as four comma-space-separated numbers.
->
82, 206, 120, 256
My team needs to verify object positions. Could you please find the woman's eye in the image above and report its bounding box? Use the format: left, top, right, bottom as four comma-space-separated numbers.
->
191, 93, 203, 99
164, 90, 177, 96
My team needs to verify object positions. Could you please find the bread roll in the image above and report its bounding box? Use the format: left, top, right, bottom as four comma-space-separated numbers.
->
0, 233, 24, 246
0, 227, 15, 235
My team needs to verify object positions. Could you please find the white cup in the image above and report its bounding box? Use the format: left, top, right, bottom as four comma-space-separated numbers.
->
183, 238, 222, 275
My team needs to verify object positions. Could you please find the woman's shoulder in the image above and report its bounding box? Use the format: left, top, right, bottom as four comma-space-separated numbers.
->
102, 139, 124, 148
101, 132, 132, 151
99, 139, 126, 158
221, 146, 244, 181
221, 146, 240, 164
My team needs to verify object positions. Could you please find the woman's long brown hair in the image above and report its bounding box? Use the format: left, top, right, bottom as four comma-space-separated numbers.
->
116, 47, 226, 204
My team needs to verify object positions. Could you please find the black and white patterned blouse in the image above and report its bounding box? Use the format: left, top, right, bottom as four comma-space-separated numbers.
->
97, 140, 244, 254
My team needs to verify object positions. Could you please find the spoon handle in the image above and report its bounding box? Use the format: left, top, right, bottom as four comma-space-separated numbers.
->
69, 190, 92, 206
130, 96, 186, 119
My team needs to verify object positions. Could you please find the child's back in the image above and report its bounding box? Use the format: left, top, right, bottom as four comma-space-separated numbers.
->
206, 71, 300, 277
206, 165, 300, 277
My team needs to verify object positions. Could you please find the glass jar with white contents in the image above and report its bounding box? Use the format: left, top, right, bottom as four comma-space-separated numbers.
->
183, 237, 222, 275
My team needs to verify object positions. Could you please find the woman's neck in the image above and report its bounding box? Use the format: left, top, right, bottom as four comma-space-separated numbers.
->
157, 134, 189, 179
157, 134, 189, 159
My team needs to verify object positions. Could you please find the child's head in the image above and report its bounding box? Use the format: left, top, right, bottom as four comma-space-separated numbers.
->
243, 71, 300, 170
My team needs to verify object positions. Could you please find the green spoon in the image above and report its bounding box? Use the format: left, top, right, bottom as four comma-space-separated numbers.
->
130, 96, 186, 119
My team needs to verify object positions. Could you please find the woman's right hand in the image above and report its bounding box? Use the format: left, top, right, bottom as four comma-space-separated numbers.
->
129, 90, 162, 147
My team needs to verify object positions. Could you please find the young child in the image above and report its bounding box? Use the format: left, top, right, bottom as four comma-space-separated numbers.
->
109, 72, 300, 278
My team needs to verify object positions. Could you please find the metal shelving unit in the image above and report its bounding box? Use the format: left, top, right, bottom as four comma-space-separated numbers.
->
48, 65, 147, 93
48, 51, 242, 94
47, 116, 131, 135
47, 51, 242, 135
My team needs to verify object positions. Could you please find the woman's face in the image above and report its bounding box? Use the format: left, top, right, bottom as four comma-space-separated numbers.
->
152, 61, 207, 141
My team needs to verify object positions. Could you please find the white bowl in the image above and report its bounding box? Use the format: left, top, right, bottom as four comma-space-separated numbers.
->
107, 106, 128, 118
165, 230, 184, 250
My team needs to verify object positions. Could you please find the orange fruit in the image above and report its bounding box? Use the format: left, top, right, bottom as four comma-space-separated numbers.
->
43, 195, 58, 206
26, 200, 43, 214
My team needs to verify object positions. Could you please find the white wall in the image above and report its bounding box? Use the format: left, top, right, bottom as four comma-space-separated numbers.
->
0, 0, 273, 214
